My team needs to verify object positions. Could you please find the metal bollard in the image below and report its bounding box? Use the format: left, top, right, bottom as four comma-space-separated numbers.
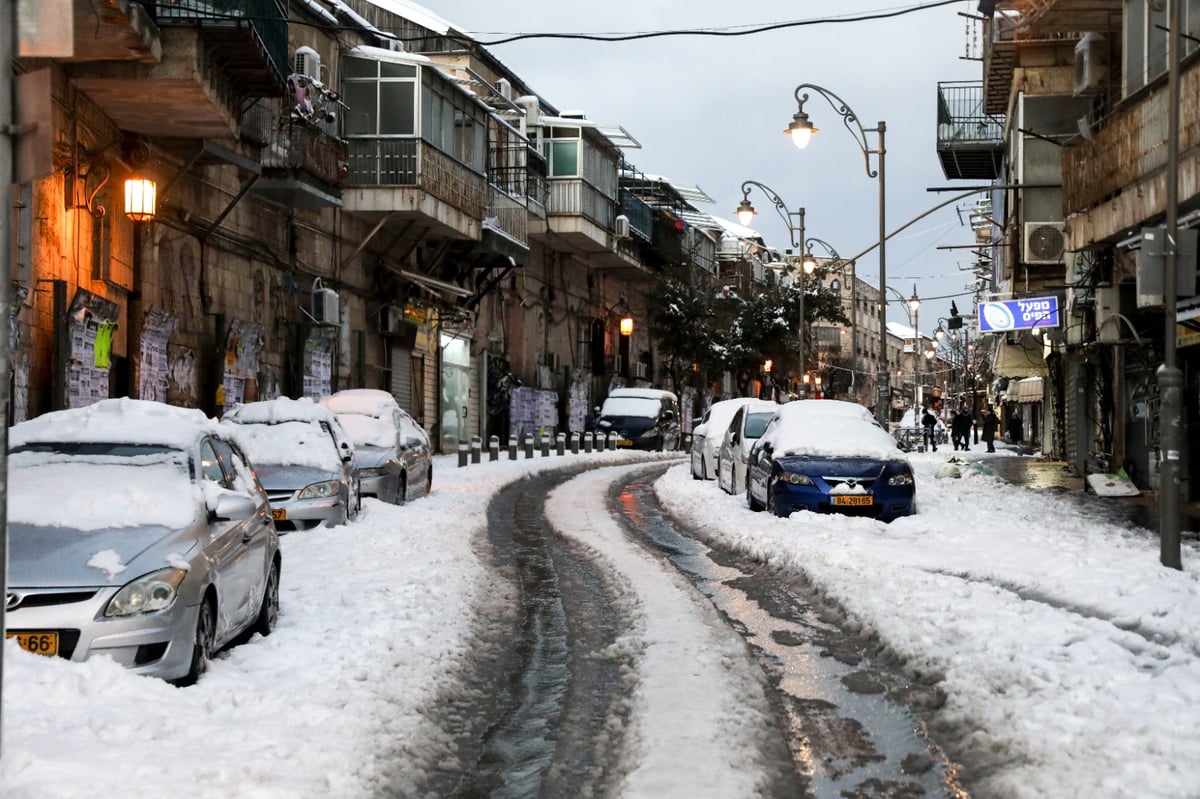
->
540, 433, 551, 458
570, 432, 580, 455
607, 432, 617, 451
508, 435, 518, 461
524, 434, 534, 459
470, 436, 482, 464
457, 441, 469, 468
556, 432, 566, 456
583, 431, 593, 453
489, 435, 500, 462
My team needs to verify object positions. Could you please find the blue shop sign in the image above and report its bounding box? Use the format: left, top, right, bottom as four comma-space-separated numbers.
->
978, 297, 1060, 332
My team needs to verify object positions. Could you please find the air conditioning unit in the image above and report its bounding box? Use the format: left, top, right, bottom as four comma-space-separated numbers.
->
1073, 33, 1107, 97
634, 362, 648, 379
1024, 221, 1066, 264
614, 214, 631, 240
312, 287, 340, 325
294, 46, 321, 80
378, 304, 406, 334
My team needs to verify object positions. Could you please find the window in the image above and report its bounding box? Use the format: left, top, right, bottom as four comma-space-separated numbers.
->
1124, 0, 1200, 96
342, 55, 417, 137
199, 439, 228, 487
543, 126, 581, 178
420, 71, 487, 170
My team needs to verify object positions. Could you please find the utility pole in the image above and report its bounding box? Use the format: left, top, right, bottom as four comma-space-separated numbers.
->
1160, 0, 1183, 569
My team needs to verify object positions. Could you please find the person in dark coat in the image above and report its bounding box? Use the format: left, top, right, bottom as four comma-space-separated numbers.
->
921, 407, 938, 452
980, 405, 1000, 452
1008, 413, 1024, 445
952, 406, 973, 451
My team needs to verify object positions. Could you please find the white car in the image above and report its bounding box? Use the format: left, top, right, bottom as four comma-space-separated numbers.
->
716, 400, 781, 495
690, 398, 773, 480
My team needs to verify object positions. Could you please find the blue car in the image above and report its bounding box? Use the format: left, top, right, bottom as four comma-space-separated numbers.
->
746, 400, 916, 522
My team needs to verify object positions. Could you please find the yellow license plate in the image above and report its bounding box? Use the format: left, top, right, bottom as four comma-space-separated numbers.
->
7, 631, 59, 657
272, 508, 287, 521
832, 495, 873, 507
616, 440, 633, 448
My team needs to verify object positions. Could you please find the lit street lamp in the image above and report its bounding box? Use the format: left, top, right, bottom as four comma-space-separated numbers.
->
735, 180, 814, 395
786, 83, 886, 425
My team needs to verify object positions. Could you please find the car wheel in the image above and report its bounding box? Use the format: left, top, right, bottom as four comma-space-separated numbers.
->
692, 454, 702, 480
178, 597, 216, 687
424, 466, 432, 496
252, 559, 280, 638
767, 479, 779, 516
747, 478, 764, 512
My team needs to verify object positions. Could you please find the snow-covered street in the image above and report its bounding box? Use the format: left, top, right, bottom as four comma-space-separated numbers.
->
3, 447, 1200, 798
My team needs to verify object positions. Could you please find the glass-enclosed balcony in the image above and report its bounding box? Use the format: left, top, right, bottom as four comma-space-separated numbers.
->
936, 81, 1005, 180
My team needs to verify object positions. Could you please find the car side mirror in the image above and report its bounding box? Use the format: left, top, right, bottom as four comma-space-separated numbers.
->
661, 409, 675, 422
210, 491, 258, 522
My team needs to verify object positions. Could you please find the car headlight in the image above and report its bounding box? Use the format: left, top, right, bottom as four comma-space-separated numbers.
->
297, 480, 342, 499
638, 428, 661, 439
358, 466, 385, 477
105, 568, 187, 617
779, 472, 814, 486
888, 472, 915, 486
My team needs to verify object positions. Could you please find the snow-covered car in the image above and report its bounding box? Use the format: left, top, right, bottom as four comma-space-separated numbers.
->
223, 397, 360, 531
319, 388, 432, 503
715, 400, 779, 495
690, 397, 772, 480
746, 399, 916, 521
5, 398, 281, 685
595, 388, 682, 451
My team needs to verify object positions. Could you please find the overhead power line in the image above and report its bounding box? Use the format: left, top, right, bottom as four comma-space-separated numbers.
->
458, 1, 965, 46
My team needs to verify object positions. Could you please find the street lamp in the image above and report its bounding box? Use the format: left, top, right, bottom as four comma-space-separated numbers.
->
786, 84, 886, 425
735, 180, 812, 395
908, 286, 920, 415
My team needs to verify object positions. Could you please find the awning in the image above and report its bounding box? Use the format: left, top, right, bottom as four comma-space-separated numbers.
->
991, 332, 1048, 378
1014, 377, 1044, 404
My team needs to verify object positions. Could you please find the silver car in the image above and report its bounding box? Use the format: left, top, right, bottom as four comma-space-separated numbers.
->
5, 398, 281, 685
319, 389, 432, 503
223, 397, 360, 532
716, 400, 779, 496
690, 398, 770, 480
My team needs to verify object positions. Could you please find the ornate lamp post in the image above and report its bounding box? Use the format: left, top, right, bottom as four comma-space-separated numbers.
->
735, 180, 813, 395
785, 83, 886, 424
908, 286, 921, 415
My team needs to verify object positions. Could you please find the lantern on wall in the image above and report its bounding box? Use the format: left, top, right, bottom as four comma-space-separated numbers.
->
124, 177, 157, 222
619, 316, 634, 336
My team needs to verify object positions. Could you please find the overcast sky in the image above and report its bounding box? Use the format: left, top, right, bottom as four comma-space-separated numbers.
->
431, 0, 986, 336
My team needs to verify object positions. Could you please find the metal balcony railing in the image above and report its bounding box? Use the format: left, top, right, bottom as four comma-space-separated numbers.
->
547, 179, 616, 229
485, 186, 528, 247
346, 138, 488, 220
262, 124, 348, 188
147, 0, 289, 90
618, 193, 654, 241
936, 81, 1005, 180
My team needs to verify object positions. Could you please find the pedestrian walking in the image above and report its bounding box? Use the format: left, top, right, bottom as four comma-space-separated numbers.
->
980, 405, 999, 453
921, 407, 938, 452
952, 405, 973, 451
1008, 413, 1024, 445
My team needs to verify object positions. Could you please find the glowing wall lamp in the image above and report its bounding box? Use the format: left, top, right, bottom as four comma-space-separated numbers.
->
123, 177, 157, 222
619, 316, 634, 336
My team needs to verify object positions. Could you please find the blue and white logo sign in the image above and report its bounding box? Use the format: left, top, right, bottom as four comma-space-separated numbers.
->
978, 297, 1060, 332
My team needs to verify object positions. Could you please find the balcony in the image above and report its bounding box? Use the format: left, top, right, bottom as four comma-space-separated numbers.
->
937, 82, 1005, 180
1063, 57, 1200, 241
252, 124, 347, 209
342, 138, 488, 240
66, 0, 287, 140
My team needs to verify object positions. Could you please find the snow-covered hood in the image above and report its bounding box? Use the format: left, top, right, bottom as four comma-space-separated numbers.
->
7, 521, 198, 587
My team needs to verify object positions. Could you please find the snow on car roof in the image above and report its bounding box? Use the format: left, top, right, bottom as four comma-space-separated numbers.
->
763, 400, 903, 459
696, 398, 775, 435
609, 388, 679, 402
319, 389, 399, 417
8, 398, 221, 450
224, 396, 340, 425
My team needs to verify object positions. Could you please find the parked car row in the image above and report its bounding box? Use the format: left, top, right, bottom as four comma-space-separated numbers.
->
690, 398, 917, 523
5, 389, 434, 685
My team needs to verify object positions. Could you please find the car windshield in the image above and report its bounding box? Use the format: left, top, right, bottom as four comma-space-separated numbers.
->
7, 443, 198, 530
226, 420, 343, 471
600, 397, 660, 418
744, 412, 774, 439
334, 412, 396, 449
